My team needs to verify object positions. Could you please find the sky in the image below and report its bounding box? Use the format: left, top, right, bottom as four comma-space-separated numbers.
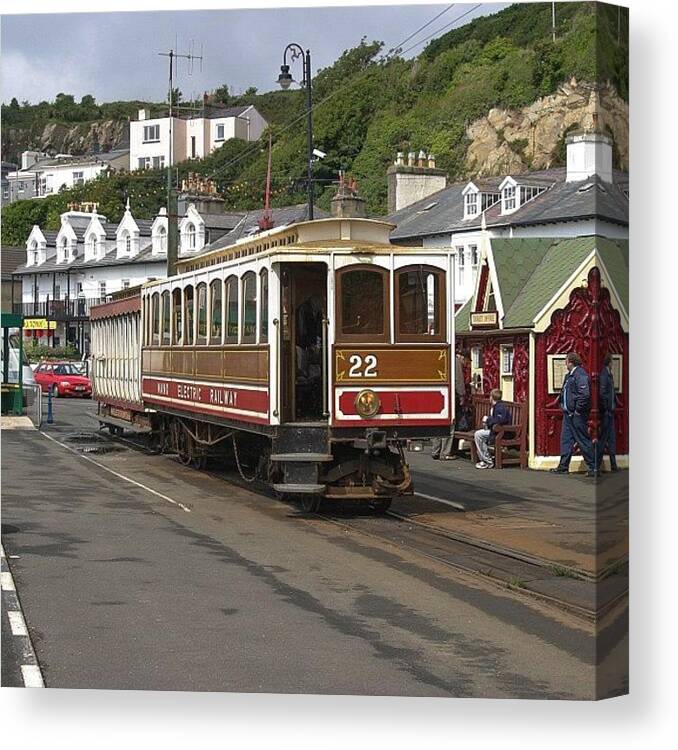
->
0, 2, 508, 105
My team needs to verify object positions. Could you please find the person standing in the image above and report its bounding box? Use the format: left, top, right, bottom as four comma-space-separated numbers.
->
432, 349, 470, 460
474, 388, 510, 468
597, 353, 619, 472
550, 352, 597, 477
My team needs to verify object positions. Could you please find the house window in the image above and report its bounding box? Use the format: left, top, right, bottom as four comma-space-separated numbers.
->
470, 245, 479, 269
464, 192, 478, 217
18, 181, 25, 193
76, 282, 83, 296
501, 346, 514, 376
216, 124, 225, 141
143, 124, 160, 143
502, 184, 516, 212
457, 247, 465, 285
73, 171, 84, 186
156, 225, 167, 252
395, 265, 445, 342
2, 186, 9, 199
122, 279, 130, 289
152, 156, 165, 170
185, 223, 196, 250
125, 233, 132, 254
138, 157, 151, 170
99, 281, 107, 299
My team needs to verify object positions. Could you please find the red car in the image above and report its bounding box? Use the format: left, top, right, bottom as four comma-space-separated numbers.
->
34, 361, 92, 398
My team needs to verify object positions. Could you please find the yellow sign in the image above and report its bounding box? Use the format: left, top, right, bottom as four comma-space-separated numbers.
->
24, 318, 57, 330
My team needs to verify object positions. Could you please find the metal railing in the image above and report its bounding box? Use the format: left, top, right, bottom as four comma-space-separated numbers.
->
13, 298, 105, 321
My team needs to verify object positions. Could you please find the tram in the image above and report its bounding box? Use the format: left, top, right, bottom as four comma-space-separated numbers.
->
90, 216, 456, 512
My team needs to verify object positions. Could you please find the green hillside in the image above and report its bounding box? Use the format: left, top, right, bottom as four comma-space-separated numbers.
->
1, 2, 628, 246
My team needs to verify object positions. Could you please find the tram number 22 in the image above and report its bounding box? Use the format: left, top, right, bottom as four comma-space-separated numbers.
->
348, 354, 378, 378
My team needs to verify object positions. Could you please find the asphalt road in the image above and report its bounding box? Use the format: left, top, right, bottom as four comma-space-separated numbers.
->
1, 399, 627, 697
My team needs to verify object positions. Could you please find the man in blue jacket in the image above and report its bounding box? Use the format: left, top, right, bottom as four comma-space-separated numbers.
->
474, 388, 511, 469
550, 352, 597, 477
596, 353, 618, 472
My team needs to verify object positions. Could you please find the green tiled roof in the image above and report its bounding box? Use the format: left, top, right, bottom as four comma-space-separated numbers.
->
596, 237, 629, 313
455, 236, 628, 333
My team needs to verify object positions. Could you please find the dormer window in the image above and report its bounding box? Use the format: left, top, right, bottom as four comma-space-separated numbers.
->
464, 192, 479, 218
186, 223, 196, 250
157, 225, 167, 252
125, 233, 132, 254
502, 184, 516, 213
59, 238, 68, 263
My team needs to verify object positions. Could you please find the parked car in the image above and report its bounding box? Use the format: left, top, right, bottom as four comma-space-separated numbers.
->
33, 361, 92, 398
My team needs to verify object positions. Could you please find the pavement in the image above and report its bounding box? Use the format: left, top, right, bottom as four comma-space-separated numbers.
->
396, 451, 629, 578
0, 398, 628, 697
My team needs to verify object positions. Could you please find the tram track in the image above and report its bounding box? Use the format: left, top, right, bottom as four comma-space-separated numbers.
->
83, 426, 628, 624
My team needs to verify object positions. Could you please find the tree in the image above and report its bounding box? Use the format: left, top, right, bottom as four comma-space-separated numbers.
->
170, 88, 183, 106
212, 84, 231, 105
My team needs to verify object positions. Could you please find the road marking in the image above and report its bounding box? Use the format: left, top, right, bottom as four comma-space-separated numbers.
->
39, 431, 191, 513
8, 609, 28, 636
1, 571, 16, 591
21, 664, 44, 688
415, 492, 466, 511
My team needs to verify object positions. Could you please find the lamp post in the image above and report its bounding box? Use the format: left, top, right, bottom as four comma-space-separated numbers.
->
278, 44, 314, 220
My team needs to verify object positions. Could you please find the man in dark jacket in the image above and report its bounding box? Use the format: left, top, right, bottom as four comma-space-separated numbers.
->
550, 352, 597, 477
596, 353, 618, 472
474, 388, 511, 468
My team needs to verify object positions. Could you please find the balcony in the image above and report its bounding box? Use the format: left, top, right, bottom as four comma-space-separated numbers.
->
13, 297, 105, 321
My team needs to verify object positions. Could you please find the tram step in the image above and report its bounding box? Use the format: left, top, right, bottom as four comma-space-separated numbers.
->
273, 483, 326, 495
270, 453, 333, 462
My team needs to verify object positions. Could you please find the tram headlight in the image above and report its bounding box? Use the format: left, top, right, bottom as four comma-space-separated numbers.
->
355, 389, 380, 418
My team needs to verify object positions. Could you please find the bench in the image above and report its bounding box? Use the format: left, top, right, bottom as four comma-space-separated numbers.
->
453, 395, 528, 469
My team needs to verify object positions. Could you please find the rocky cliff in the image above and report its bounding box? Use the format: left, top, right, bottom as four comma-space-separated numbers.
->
2, 119, 128, 163
464, 80, 628, 176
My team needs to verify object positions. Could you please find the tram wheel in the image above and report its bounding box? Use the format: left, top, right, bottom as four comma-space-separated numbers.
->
370, 498, 392, 514
299, 495, 323, 514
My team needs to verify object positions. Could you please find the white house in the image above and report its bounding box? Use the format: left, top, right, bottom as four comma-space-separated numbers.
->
386, 130, 629, 307
130, 105, 267, 170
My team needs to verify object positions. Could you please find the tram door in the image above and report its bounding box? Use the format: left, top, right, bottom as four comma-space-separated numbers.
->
280, 263, 327, 423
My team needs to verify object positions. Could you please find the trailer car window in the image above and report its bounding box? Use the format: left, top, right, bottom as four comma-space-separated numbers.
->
184, 285, 195, 346
242, 272, 256, 344
259, 269, 268, 344
152, 292, 160, 345
225, 276, 239, 344
196, 282, 207, 344
172, 288, 182, 345
396, 265, 445, 342
162, 290, 170, 345
337, 266, 389, 343
210, 279, 222, 344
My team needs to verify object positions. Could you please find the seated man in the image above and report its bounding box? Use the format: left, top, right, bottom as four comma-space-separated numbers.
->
474, 389, 511, 469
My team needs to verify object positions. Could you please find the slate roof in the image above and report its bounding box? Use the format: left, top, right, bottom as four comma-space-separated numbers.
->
200, 204, 330, 254
1, 246, 26, 280
204, 105, 251, 120
388, 167, 629, 240
202, 212, 246, 230
456, 236, 627, 333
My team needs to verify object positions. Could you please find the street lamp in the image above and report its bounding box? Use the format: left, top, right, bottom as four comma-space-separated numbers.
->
277, 43, 314, 220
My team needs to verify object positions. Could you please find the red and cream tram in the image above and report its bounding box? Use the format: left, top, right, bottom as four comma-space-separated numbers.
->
91, 217, 456, 512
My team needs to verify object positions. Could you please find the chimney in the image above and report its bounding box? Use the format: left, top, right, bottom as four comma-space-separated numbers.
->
387, 149, 447, 214
21, 150, 43, 170
395, 152, 405, 166
330, 172, 367, 219
138, 108, 150, 121
566, 130, 613, 183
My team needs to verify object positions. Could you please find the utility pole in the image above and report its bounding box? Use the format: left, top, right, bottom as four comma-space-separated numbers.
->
551, 2, 556, 43
158, 43, 203, 277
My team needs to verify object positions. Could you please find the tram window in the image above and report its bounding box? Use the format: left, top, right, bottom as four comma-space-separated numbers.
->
161, 290, 170, 345
196, 282, 207, 344
209, 279, 222, 344
259, 269, 268, 343
152, 292, 160, 346
396, 265, 445, 342
172, 288, 182, 345
337, 266, 389, 343
184, 285, 195, 346
242, 272, 257, 344
225, 275, 239, 344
